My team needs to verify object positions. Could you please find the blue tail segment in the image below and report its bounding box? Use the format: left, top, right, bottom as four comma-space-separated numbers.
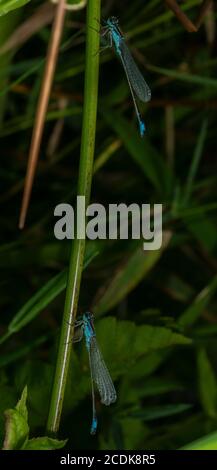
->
139, 119, 146, 138
90, 417, 98, 435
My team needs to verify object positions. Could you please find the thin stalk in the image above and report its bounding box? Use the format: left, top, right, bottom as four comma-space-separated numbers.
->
46, 0, 101, 434
19, 0, 66, 229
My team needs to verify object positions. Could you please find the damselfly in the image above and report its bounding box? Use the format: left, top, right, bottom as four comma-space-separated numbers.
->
101, 17, 151, 137
73, 312, 117, 435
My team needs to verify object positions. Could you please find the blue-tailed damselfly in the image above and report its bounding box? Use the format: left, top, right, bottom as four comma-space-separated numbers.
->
102, 17, 151, 137
74, 312, 117, 435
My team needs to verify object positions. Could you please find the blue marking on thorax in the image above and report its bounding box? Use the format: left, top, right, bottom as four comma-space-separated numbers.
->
111, 28, 122, 55
83, 313, 95, 350
106, 19, 123, 56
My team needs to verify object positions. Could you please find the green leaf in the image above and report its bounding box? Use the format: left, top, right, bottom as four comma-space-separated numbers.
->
148, 63, 217, 88
129, 403, 192, 421
23, 436, 67, 450
2, 386, 66, 450
94, 317, 191, 379
136, 378, 184, 398
119, 375, 183, 407
0, 247, 98, 344
182, 431, 217, 450
3, 409, 29, 449
94, 232, 171, 315
0, 0, 30, 17
0, 378, 17, 447
65, 0, 86, 8
15, 385, 28, 421
127, 351, 169, 380
131, 324, 191, 356
8, 269, 67, 333
3, 387, 29, 450
179, 276, 217, 328
197, 348, 217, 419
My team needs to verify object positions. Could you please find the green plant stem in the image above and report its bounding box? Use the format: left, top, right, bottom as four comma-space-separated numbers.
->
46, 0, 101, 434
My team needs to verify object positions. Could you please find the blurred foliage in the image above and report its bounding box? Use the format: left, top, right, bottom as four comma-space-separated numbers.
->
0, 0, 217, 450
2, 387, 66, 449
0, 0, 30, 17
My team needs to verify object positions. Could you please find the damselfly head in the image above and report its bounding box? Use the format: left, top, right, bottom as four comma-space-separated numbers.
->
84, 311, 94, 322
110, 16, 119, 25
106, 16, 119, 27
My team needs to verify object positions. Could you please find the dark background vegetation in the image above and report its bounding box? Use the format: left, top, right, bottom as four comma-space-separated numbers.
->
0, 0, 217, 450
